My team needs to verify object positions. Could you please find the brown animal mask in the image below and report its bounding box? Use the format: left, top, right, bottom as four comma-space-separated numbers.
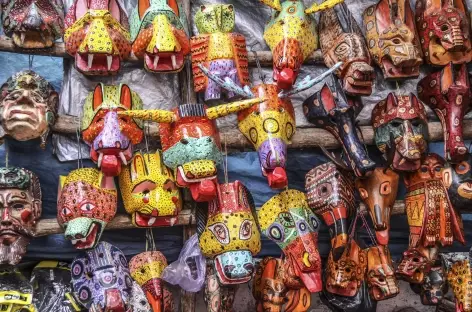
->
253, 257, 287, 312
396, 246, 433, 284
366, 245, 399, 301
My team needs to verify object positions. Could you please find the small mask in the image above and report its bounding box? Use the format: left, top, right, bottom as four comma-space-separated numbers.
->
319, 5, 374, 95
356, 168, 399, 245
57, 168, 117, 250
419, 266, 448, 305
1, 0, 64, 49
441, 249, 472, 312
71, 242, 134, 311
363, 0, 423, 79
366, 245, 399, 301
396, 246, 432, 283
416, 0, 472, 65
443, 154, 472, 212
130, 0, 190, 73
81, 83, 144, 177
119, 151, 182, 227
418, 63, 471, 163
404, 153, 465, 248
0, 70, 58, 148
303, 76, 376, 177
0, 167, 41, 266
64, 0, 131, 75
305, 162, 356, 260
129, 251, 174, 312
253, 257, 287, 312
372, 93, 428, 172
0, 266, 35, 311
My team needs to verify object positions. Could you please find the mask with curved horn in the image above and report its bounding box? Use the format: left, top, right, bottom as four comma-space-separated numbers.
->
441, 249, 472, 312
443, 154, 472, 213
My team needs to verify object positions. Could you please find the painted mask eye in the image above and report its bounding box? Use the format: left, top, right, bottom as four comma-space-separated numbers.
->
310, 216, 319, 230
98, 270, 117, 287
268, 224, 284, 242
61, 207, 73, 217
380, 182, 391, 195
239, 220, 253, 240
456, 161, 470, 175
358, 187, 369, 199
208, 223, 230, 245
296, 220, 309, 234
80, 203, 96, 213
318, 183, 332, 197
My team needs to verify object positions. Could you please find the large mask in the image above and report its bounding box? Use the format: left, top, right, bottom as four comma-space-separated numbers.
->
372, 93, 428, 172
319, 5, 374, 96
71, 241, 133, 311
418, 63, 471, 163
57, 168, 117, 250
363, 0, 423, 79
64, 0, 131, 75
366, 245, 399, 301
404, 153, 465, 248
129, 251, 174, 312
130, 0, 190, 73
253, 257, 287, 312
0, 70, 58, 148
0, 167, 41, 266
356, 167, 399, 245
119, 151, 182, 227
443, 154, 472, 212
415, 0, 472, 65
81, 83, 144, 177
441, 249, 472, 312
396, 246, 433, 284
303, 76, 376, 177
119, 98, 263, 202
1, 0, 64, 49
305, 162, 356, 260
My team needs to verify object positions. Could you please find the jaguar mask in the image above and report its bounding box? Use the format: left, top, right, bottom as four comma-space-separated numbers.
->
372, 93, 428, 172
119, 151, 182, 227
82, 83, 144, 177
366, 245, 399, 301
57, 168, 117, 250
64, 0, 131, 75
0, 167, 41, 266
253, 257, 287, 312
441, 249, 472, 312
0, 70, 58, 148
396, 246, 433, 284
443, 154, 472, 213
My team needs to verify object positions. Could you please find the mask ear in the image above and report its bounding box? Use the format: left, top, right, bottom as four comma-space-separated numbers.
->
93, 84, 103, 110
109, 0, 121, 22
442, 167, 452, 188
260, 0, 282, 11
75, 0, 89, 20
130, 153, 147, 181
120, 84, 132, 109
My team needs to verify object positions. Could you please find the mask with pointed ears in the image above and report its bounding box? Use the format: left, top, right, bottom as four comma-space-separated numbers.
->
443, 154, 472, 213
252, 257, 288, 312
441, 249, 472, 312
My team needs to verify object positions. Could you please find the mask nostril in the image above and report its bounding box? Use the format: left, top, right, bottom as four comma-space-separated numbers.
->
180, 138, 189, 145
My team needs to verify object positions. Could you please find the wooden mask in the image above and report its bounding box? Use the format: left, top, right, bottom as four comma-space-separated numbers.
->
366, 245, 399, 301
441, 249, 472, 312
415, 0, 472, 65
414, 266, 448, 305
363, 0, 423, 79
443, 154, 472, 212
253, 257, 287, 312
319, 4, 374, 96
418, 63, 471, 163
396, 246, 433, 284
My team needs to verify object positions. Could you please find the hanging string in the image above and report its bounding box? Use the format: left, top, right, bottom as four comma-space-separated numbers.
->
76, 113, 83, 169
144, 120, 150, 154
5, 142, 8, 168
145, 228, 156, 252
28, 55, 34, 70
223, 134, 229, 184
186, 58, 192, 104
359, 210, 378, 246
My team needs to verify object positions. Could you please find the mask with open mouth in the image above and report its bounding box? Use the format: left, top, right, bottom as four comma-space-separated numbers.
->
441, 249, 472, 312
57, 168, 117, 250
64, 0, 131, 75
396, 246, 434, 284
366, 245, 399, 301
443, 154, 472, 212
130, 0, 190, 73
82, 83, 144, 177
1, 0, 64, 49
0, 70, 58, 148
372, 93, 428, 172
252, 257, 288, 312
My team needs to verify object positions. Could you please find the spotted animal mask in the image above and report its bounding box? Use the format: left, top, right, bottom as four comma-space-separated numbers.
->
0, 167, 41, 266
366, 245, 399, 301
64, 0, 131, 75
253, 257, 287, 312
303, 76, 376, 177
441, 249, 472, 312
119, 151, 182, 227
443, 154, 472, 213
363, 0, 423, 79
57, 168, 117, 250
418, 63, 471, 163
130, 0, 190, 73
129, 251, 174, 312
319, 4, 374, 96
1, 0, 64, 49
81, 83, 144, 177
0, 70, 58, 148
416, 0, 472, 65
372, 93, 428, 172
396, 246, 433, 284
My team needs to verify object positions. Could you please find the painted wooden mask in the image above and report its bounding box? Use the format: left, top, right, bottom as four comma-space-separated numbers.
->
253, 257, 288, 312
356, 168, 399, 245
204, 262, 237, 312
57, 168, 117, 250
319, 4, 374, 96
372, 93, 428, 172
396, 246, 433, 284
258, 190, 322, 293
443, 154, 472, 212
415, 0, 472, 65
416, 266, 448, 305
130, 0, 190, 73
119, 151, 181, 227
303, 76, 376, 177
418, 63, 471, 163
1, 0, 64, 49
366, 245, 399, 301
0, 70, 58, 148
71, 242, 133, 311
0, 167, 41, 266
64, 0, 131, 75
441, 249, 472, 312
363, 0, 423, 79
129, 251, 174, 312
81, 84, 144, 177
305, 162, 356, 260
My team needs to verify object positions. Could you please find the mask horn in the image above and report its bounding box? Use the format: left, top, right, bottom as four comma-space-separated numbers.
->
117, 109, 175, 123
206, 97, 266, 120
260, 0, 282, 11
319, 144, 351, 171
305, 0, 345, 14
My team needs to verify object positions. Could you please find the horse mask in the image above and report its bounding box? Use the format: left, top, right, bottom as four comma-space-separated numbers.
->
64, 0, 131, 75
441, 249, 472, 312
443, 154, 472, 212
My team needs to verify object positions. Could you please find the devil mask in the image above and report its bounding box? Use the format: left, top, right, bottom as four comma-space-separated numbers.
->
64, 0, 131, 75
57, 168, 117, 250
443, 154, 472, 213
372, 93, 428, 172
253, 257, 287, 312
366, 245, 399, 301
0, 70, 58, 148
396, 246, 434, 284
441, 249, 472, 312
0, 167, 41, 266
363, 0, 423, 79
418, 63, 471, 163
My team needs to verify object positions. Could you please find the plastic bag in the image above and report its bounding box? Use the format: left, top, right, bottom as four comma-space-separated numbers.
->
0, 266, 35, 312
161, 234, 206, 292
